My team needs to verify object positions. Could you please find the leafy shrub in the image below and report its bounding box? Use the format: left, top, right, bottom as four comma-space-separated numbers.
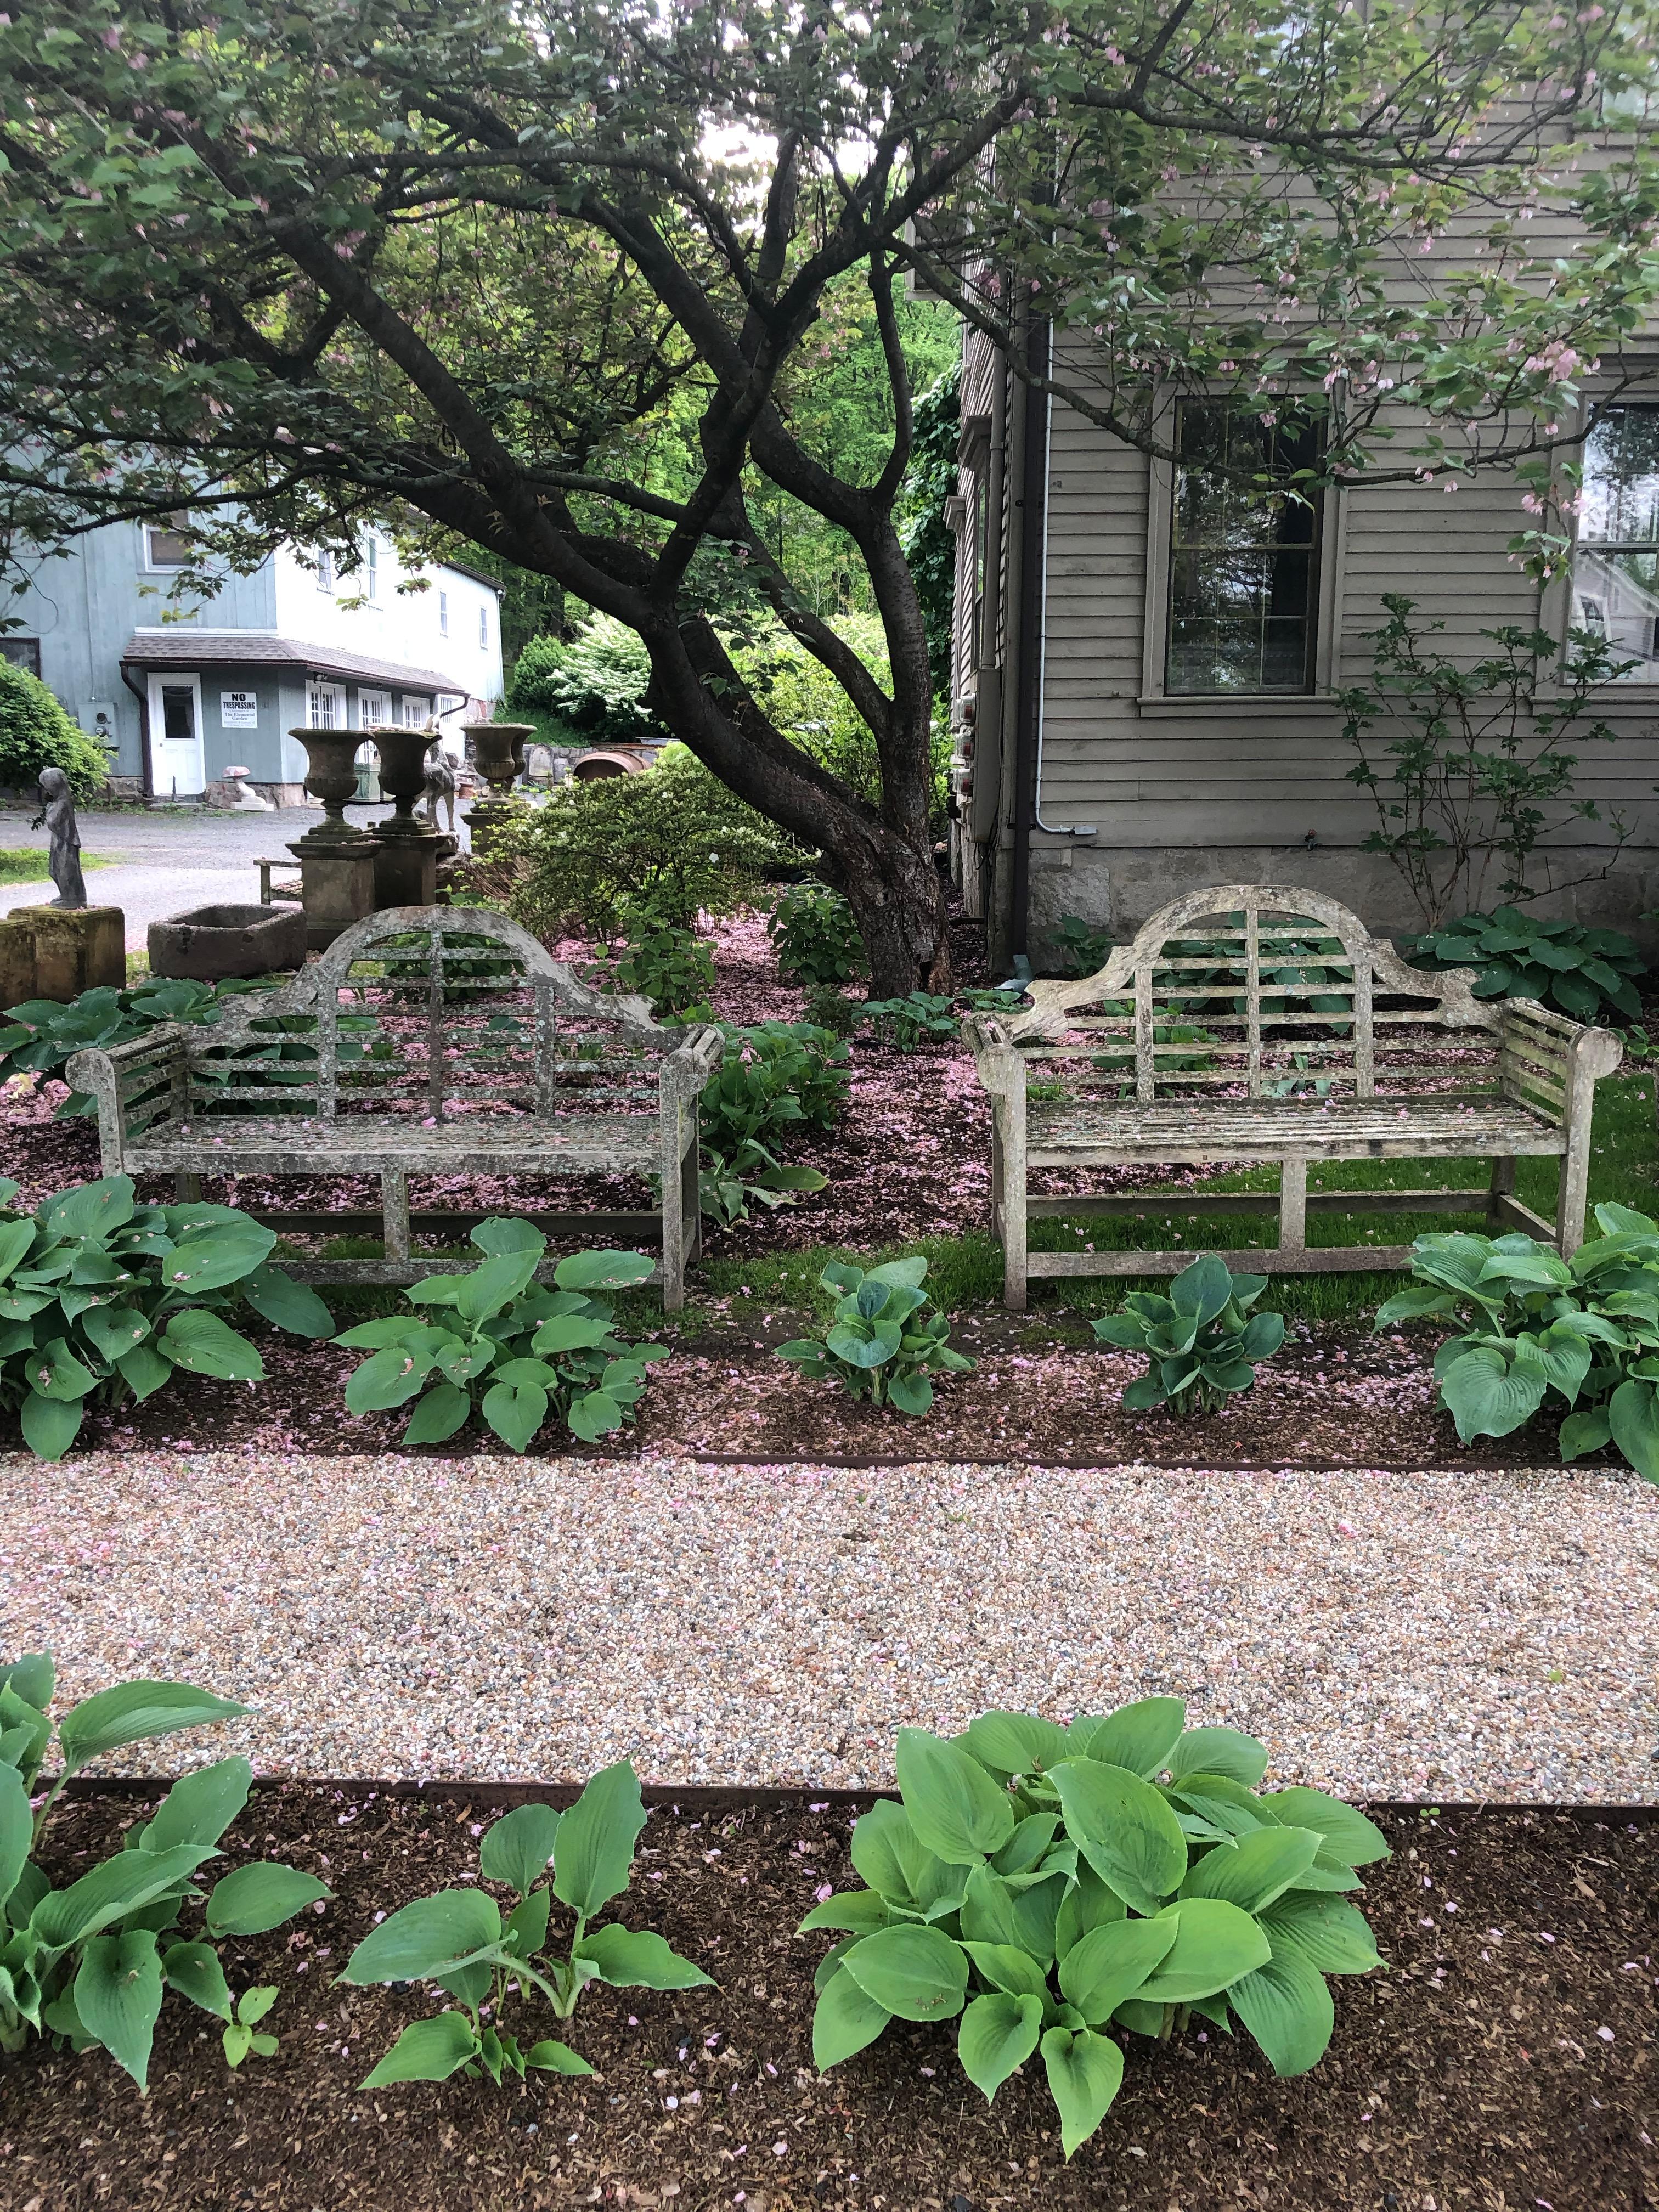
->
776, 1256, 974, 1415
700, 1023, 850, 1155
0, 661, 109, 802
0, 1173, 335, 1459
0, 975, 305, 1119
860, 991, 959, 1051
803, 984, 864, 1036
1047, 913, 1116, 979
1092, 1256, 1285, 1417
1375, 1207, 1659, 1479
699, 1142, 827, 1231
590, 924, 715, 1021
501, 745, 796, 939
803, 1702, 1387, 2157
341, 1758, 711, 2088
504, 614, 662, 746
335, 1224, 663, 1451
768, 884, 867, 988
1400, 907, 1644, 1023
0, 1651, 331, 2087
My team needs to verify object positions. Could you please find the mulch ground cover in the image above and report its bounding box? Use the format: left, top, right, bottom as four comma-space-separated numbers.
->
2, 1787, 1652, 2212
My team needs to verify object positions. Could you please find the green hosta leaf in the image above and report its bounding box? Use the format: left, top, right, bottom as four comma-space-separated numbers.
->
1256, 1789, 1390, 1867
565, 1389, 626, 1443
205, 1863, 331, 1938
531, 1313, 612, 1356
1050, 1760, 1188, 1915
895, 1728, 1016, 1864
346, 1342, 439, 1415
1259, 1892, 1385, 1974
60, 1681, 248, 1776
1560, 1407, 1613, 1462
812, 1965, 892, 2069
455, 1250, 541, 1324
840, 1925, 968, 2022
80, 1305, 151, 1364
115, 1341, 173, 1401
885, 1371, 934, 1416
960, 1941, 1048, 2000
145, 1758, 252, 1852
1179, 1826, 1321, 1912
1053, 1863, 1127, 1956
1073, 1697, 1187, 1778
1135, 1898, 1272, 2002
0, 1218, 36, 1284
1439, 1346, 1547, 1442
74, 1930, 163, 2089
553, 1249, 654, 1293
849, 1800, 960, 1913
798, 1888, 891, 1935
958, 1990, 1043, 2102
575, 1923, 713, 1990
1229, 1948, 1336, 2076
43, 1177, 136, 1242
402, 1381, 472, 1446
481, 1379, 549, 1453
551, 1759, 646, 1918
1609, 1378, 1659, 1481
0, 1761, 31, 1906
1165, 1728, 1269, 1788
27, 1337, 98, 1401
1041, 2024, 1125, 2158
162, 1226, 278, 1295
992, 1814, 1061, 1877
479, 1804, 561, 1898
31, 1844, 217, 1953
963, 1713, 1070, 1778
156, 1309, 264, 1382
0, 1654, 51, 1711
503, 1888, 551, 1960
161, 1940, 233, 2022
20, 1390, 82, 1462
332, 1317, 419, 1350
1057, 1915, 1178, 2027
360, 2011, 481, 2089
340, 1890, 503, 1985
525, 2038, 594, 2075
240, 1265, 334, 1339
470, 1218, 547, 1260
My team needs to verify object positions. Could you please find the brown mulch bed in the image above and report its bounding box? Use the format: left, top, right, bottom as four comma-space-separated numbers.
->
3, 1788, 1652, 2211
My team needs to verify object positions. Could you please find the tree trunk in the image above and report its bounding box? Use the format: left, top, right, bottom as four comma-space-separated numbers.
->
824, 808, 952, 999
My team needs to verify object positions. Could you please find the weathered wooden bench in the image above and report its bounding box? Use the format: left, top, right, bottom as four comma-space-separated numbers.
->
66, 906, 721, 1307
964, 884, 1624, 1308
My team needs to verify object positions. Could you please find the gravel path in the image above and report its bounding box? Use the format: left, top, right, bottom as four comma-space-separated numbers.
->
2, 1452, 1654, 1801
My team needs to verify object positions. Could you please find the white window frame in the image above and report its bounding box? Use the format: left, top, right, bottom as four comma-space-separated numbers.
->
400, 694, 432, 728
356, 686, 391, 729
439, 589, 449, 637
365, 537, 379, 601
478, 601, 489, 650
1541, 390, 1659, 701
142, 514, 194, 572
1138, 390, 1345, 716
306, 679, 346, 727
316, 548, 336, 594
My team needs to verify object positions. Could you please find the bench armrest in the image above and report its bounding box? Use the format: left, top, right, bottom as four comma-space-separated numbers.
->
65, 1025, 193, 1173
661, 1023, 724, 1102
1499, 1001, 1623, 1121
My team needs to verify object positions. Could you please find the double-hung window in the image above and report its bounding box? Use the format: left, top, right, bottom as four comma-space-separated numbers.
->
1163, 402, 1324, 695
144, 513, 194, 571
1571, 405, 1659, 680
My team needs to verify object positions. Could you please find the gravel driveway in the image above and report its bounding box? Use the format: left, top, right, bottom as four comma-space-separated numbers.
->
3, 1449, 1652, 1801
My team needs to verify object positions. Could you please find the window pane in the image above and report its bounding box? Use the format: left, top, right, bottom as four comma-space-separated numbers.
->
146, 512, 193, 569
1165, 404, 1321, 693
0, 638, 41, 677
1572, 548, 1659, 678
1578, 409, 1659, 546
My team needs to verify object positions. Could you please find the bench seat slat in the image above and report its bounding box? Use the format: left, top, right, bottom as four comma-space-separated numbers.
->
119, 1112, 659, 1176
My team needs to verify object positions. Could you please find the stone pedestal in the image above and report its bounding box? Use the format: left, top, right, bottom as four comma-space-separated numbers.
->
7, 905, 126, 999
287, 837, 378, 952
0, 917, 35, 1009
465, 799, 517, 862
370, 827, 441, 911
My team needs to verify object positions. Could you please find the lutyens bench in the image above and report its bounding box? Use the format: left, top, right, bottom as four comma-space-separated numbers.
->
66, 906, 721, 1307
964, 884, 1624, 1308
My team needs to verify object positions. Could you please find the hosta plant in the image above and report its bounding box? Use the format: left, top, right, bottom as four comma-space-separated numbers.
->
1092, 1256, 1285, 1417
0, 1651, 331, 2089
695, 1022, 844, 1227
335, 1222, 663, 1450
0, 1173, 336, 1460
341, 1758, 712, 2087
1375, 1206, 1659, 1479
767, 883, 867, 989
803, 1704, 1387, 2157
1400, 909, 1644, 1024
775, 1256, 975, 1415
699, 1141, 827, 1232
590, 923, 716, 1022
859, 991, 959, 1051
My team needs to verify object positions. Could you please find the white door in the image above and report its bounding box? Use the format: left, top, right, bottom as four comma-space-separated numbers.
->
147, 672, 205, 797
306, 680, 346, 727
356, 687, 391, 729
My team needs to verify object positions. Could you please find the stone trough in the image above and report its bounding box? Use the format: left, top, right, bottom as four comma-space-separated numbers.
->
148, 901, 307, 982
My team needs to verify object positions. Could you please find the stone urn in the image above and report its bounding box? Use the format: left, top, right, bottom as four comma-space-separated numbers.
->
366, 724, 439, 839
289, 726, 368, 842
461, 721, 534, 801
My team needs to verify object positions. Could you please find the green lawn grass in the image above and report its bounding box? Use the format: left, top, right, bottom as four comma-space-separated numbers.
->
0, 848, 110, 885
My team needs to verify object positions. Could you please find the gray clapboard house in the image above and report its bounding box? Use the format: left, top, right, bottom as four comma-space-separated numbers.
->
946, 258, 1659, 968
1, 518, 505, 803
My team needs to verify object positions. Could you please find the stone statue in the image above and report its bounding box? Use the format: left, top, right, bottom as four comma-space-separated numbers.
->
421, 741, 458, 834
29, 766, 87, 908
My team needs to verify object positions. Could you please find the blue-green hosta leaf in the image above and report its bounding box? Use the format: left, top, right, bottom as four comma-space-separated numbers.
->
1057, 1914, 1179, 2026
1438, 1346, 1547, 1442
812, 1965, 892, 2069
78, 1305, 151, 1365
551, 1759, 646, 1919
530, 1313, 612, 1356
826, 1319, 899, 1368
992, 1813, 1061, 1875
959, 1941, 1048, 2000
958, 1991, 1043, 2102
963, 1713, 1070, 1779
1075, 1697, 1187, 1779
575, 1923, 713, 1990
1134, 1898, 1272, 2004
839, 1925, 967, 2022
205, 1863, 332, 1938
1178, 1826, 1320, 1912
74, 1930, 164, 2088
885, 1370, 934, 1416
1050, 1760, 1188, 1915
479, 1804, 561, 1898
481, 1379, 549, 1453
1169, 1255, 1234, 1325
565, 1389, 627, 1443
1609, 1378, 1659, 1481
1513, 1326, 1593, 1407
895, 1728, 1015, 1865
162, 1225, 277, 1296
524, 2037, 594, 2075
360, 2011, 481, 2089
144, 1757, 252, 1852
20, 1390, 83, 1462
60, 1680, 248, 1775
0, 1761, 30, 1908
1229, 1948, 1336, 2076
156, 1309, 264, 1383
239, 1265, 335, 1338
849, 1800, 963, 1915
1254, 1790, 1390, 1868
454, 1249, 542, 1323
1053, 1863, 1127, 1956
1257, 1892, 1385, 1974
340, 1891, 503, 1985
31, 1844, 220, 1951
469, 1218, 547, 1260
1041, 2024, 1125, 2159
402, 1382, 472, 1446
798, 1888, 891, 1936
503, 1889, 551, 1960
160, 1940, 233, 2022
1165, 1727, 1269, 1788
552, 1249, 654, 1293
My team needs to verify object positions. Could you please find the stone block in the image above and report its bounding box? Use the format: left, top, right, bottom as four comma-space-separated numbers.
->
5, 905, 126, 1000
289, 837, 378, 951
149, 902, 307, 982
371, 832, 439, 910
0, 918, 34, 1011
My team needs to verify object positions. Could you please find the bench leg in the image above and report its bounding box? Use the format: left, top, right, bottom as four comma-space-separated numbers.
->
659, 1125, 687, 1314
1279, 1157, 1307, 1259
381, 1167, 411, 1262
681, 1123, 702, 1267
1001, 1115, 1028, 1312
174, 1174, 201, 1204
1487, 1155, 1516, 1226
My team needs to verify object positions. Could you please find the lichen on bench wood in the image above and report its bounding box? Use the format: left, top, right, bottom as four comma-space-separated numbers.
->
65, 905, 721, 1308
963, 883, 1623, 1309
